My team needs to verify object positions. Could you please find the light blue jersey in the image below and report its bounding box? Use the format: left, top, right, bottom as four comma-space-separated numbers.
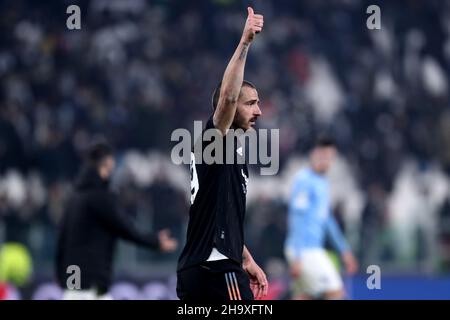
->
284, 168, 349, 260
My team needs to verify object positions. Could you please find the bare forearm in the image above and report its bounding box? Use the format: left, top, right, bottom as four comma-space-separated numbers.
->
221, 40, 249, 103
213, 7, 263, 133
213, 41, 250, 131
243, 245, 254, 265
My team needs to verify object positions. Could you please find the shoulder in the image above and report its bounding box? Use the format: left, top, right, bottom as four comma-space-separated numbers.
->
205, 116, 215, 130
204, 116, 222, 133
294, 169, 312, 186
194, 116, 223, 145
86, 189, 116, 209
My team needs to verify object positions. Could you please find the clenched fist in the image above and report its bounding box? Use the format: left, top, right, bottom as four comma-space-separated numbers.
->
157, 229, 178, 253
242, 7, 264, 44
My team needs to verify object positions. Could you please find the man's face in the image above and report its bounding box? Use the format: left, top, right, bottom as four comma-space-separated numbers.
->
99, 155, 115, 180
233, 86, 262, 131
311, 146, 336, 174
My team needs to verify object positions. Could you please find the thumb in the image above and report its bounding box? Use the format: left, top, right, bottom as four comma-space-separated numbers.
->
247, 7, 254, 17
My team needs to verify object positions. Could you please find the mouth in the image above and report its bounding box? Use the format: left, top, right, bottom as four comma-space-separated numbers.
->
249, 118, 257, 127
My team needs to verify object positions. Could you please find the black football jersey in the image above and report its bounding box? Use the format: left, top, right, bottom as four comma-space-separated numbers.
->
177, 117, 249, 271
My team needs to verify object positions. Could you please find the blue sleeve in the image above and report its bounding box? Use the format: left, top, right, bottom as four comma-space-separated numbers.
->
325, 212, 349, 254
286, 175, 311, 257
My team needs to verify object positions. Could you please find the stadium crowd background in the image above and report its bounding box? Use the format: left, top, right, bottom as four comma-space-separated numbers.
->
0, 0, 450, 299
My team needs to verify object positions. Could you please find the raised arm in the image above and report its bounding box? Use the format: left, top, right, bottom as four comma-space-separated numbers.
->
213, 7, 264, 135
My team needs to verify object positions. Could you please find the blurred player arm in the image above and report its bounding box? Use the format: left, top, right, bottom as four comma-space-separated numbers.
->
285, 177, 310, 278
92, 193, 177, 252
242, 245, 268, 299
213, 7, 263, 135
325, 213, 358, 274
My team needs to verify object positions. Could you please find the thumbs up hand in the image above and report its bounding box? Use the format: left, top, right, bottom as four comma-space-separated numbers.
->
242, 7, 264, 44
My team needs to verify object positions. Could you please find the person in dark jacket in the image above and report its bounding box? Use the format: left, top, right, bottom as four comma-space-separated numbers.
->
56, 140, 177, 299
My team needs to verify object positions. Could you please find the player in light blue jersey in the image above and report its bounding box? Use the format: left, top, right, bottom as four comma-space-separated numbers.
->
284, 137, 358, 299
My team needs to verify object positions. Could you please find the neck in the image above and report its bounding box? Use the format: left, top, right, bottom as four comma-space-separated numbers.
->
311, 165, 324, 175
97, 167, 109, 181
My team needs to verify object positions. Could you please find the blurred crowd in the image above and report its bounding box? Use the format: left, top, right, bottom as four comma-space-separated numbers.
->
1, 0, 450, 294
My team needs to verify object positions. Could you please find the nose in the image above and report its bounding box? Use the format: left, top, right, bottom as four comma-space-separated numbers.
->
254, 104, 262, 116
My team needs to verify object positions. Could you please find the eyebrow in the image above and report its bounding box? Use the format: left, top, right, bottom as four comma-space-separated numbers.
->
246, 99, 259, 104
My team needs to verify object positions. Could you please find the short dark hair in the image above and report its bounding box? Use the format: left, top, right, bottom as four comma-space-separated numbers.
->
314, 135, 336, 148
86, 139, 113, 166
211, 80, 257, 110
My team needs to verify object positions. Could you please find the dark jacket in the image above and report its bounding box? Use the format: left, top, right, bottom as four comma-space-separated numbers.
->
56, 166, 159, 292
